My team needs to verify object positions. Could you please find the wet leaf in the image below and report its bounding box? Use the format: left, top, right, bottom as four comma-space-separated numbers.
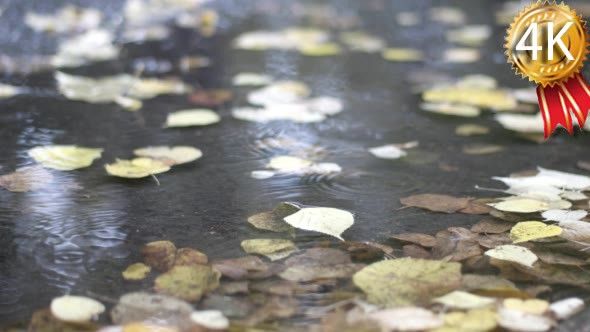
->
0, 83, 23, 99
534, 248, 588, 266
542, 209, 587, 223
154, 265, 221, 301
190, 310, 229, 330
432, 228, 482, 261
128, 78, 191, 99
283, 207, 354, 240
114, 95, 142, 111
339, 31, 385, 53
133, 146, 202, 166
421, 102, 481, 117
55, 72, 133, 102
299, 43, 342, 56
558, 220, 590, 242
488, 198, 569, 213
471, 219, 514, 234
403, 244, 432, 259
461, 274, 518, 294
353, 258, 462, 307
248, 81, 310, 105
53, 30, 119, 67
122, 263, 151, 281
497, 307, 554, 332
433, 309, 497, 332
188, 89, 233, 107
240, 239, 297, 261
173, 248, 208, 266
455, 124, 490, 136
165, 109, 220, 127
110, 292, 193, 325
423, 85, 517, 111
462, 144, 504, 155
29, 145, 103, 171
443, 48, 481, 63
25, 6, 101, 34
0, 165, 54, 192
105, 158, 171, 179
503, 298, 549, 315
484, 245, 538, 267
50, 295, 105, 323
381, 48, 424, 61
267, 156, 313, 171
232, 72, 273, 86
121, 323, 179, 332
515, 262, 590, 286
549, 298, 585, 320
368, 307, 443, 331
433, 291, 495, 309
495, 113, 544, 133
446, 25, 492, 46
390, 233, 436, 247
368, 141, 418, 159
400, 194, 471, 213
212, 256, 269, 280
280, 248, 363, 282
510, 221, 563, 243
141, 241, 177, 272
247, 211, 296, 234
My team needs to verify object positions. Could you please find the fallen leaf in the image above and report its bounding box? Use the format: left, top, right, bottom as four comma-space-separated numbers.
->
29, 145, 103, 171
165, 109, 220, 127
446, 25, 491, 46
190, 310, 229, 330
154, 265, 221, 301
390, 233, 436, 247
382, 48, 424, 61
455, 124, 490, 136
50, 295, 105, 323
431, 228, 482, 261
232, 72, 273, 86
279, 248, 363, 282
25, 6, 101, 34
247, 211, 296, 234
133, 146, 202, 166
122, 263, 151, 281
299, 43, 342, 56
549, 297, 585, 320
435, 309, 497, 332
488, 198, 570, 213
433, 291, 495, 309
353, 258, 462, 307
503, 298, 549, 315
283, 207, 354, 240
105, 158, 171, 179
368, 141, 418, 159
471, 219, 514, 234
542, 209, 587, 223
558, 220, 590, 242
188, 89, 232, 107
141, 241, 176, 272
368, 307, 443, 331
462, 144, 504, 155
443, 48, 481, 63
497, 307, 554, 332
128, 78, 190, 99
212, 256, 269, 280
0, 165, 54, 192
400, 194, 471, 213
484, 245, 538, 267
403, 244, 432, 259
533, 248, 588, 266
339, 31, 385, 53
423, 85, 517, 111
421, 102, 481, 117
510, 221, 563, 243
240, 239, 297, 261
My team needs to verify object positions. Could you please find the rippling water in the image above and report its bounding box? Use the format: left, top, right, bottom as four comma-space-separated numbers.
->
3, 0, 590, 327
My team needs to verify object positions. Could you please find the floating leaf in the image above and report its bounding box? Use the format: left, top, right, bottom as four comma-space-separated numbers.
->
232, 72, 273, 86
267, 156, 313, 171
400, 194, 471, 213
56, 72, 133, 102
353, 258, 461, 307
283, 207, 354, 240
133, 146, 202, 166
212, 256, 269, 280
122, 263, 151, 281
141, 241, 176, 272
29, 145, 103, 171
495, 113, 544, 133
188, 89, 232, 107
557, 220, 590, 242
299, 43, 342, 56
279, 248, 363, 282
105, 158, 171, 179
423, 85, 517, 111
251, 170, 275, 179
421, 102, 481, 117
382, 48, 424, 61
154, 265, 221, 301
128, 78, 190, 99
471, 219, 514, 234
443, 48, 481, 63
433, 291, 495, 309
368, 141, 418, 160
462, 144, 503, 155
488, 198, 569, 213
542, 210, 587, 223
240, 239, 297, 261
510, 221, 563, 243
0, 83, 23, 99
50, 295, 105, 323
339, 31, 385, 53
484, 245, 538, 267
165, 109, 220, 127
503, 298, 549, 315
549, 298, 585, 320
25, 6, 102, 34
455, 124, 490, 136
0, 165, 54, 192
447, 25, 492, 46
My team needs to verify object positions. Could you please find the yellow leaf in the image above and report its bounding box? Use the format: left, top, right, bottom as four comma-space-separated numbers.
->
503, 298, 549, 315
105, 158, 170, 178
299, 43, 342, 56
122, 263, 151, 281
29, 145, 103, 171
433, 291, 496, 309
165, 109, 220, 127
133, 146, 202, 166
382, 48, 424, 62
510, 221, 562, 243
240, 239, 297, 261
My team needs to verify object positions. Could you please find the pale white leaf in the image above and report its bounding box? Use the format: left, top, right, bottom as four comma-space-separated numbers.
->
190, 310, 230, 329
542, 210, 587, 223
484, 245, 538, 267
51, 295, 105, 323
283, 207, 354, 241
549, 298, 585, 320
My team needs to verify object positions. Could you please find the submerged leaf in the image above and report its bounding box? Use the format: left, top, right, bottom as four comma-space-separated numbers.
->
247, 211, 296, 234
510, 221, 563, 243
240, 239, 297, 261
29, 145, 103, 171
165, 109, 220, 127
400, 194, 471, 213
133, 146, 202, 166
280, 248, 363, 282
105, 158, 171, 178
154, 265, 221, 301
122, 263, 151, 281
283, 207, 354, 240
353, 258, 462, 307
0, 165, 54, 192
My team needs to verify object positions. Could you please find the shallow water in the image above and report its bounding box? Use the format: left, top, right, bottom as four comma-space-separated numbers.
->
2, 0, 590, 328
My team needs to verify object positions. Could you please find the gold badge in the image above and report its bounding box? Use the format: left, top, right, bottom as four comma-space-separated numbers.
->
505, 1, 589, 88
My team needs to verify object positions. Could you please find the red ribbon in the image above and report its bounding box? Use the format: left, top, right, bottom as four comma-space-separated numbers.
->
536, 73, 590, 138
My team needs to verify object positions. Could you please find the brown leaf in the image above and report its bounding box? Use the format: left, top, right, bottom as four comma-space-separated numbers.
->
403, 244, 432, 259
514, 262, 590, 287
340, 242, 385, 261
532, 248, 589, 266
400, 194, 471, 213
244, 297, 297, 326
188, 89, 232, 106
280, 248, 363, 282
391, 233, 437, 247
471, 219, 514, 234
432, 228, 482, 261
212, 256, 270, 280
0, 165, 54, 192
142, 240, 177, 272
476, 233, 513, 249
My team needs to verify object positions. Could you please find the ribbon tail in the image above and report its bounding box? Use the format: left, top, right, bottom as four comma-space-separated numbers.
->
537, 85, 573, 138
557, 73, 590, 128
